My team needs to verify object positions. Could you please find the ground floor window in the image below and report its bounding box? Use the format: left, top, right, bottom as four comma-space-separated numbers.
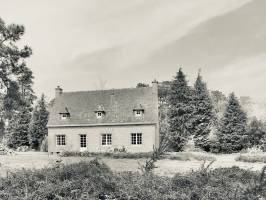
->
56, 135, 66, 146
102, 134, 112, 145
80, 134, 87, 148
131, 133, 142, 145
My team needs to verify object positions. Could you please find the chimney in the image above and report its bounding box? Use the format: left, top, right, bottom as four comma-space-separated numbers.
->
152, 79, 158, 88
55, 86, 63, 98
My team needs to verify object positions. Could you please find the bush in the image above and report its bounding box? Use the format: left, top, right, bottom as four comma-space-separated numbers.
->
236, 153, 266, 163
60, 151, 153, 159
0, 159, 265, 199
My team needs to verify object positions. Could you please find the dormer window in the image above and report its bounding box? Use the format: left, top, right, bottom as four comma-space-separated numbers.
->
133, 104, 144, 117
94, 105, 105, 119
96, 112, 103, 119
59, 107, 70, 120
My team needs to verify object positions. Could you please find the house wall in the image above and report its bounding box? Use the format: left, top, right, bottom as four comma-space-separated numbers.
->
48, 124, 157, 153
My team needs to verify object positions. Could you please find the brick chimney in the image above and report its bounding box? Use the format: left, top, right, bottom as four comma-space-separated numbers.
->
55, 86, 63, 98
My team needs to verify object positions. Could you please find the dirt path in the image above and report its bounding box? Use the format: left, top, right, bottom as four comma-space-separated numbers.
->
0, 152, 265, 177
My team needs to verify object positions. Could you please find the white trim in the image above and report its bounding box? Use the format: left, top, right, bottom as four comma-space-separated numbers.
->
48, 122, 156, 128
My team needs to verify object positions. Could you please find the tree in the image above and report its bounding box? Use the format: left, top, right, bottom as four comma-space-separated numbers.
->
29, 94, 49, 150
217, 93, 248, 153
0, 17, 33, 116
192, 71, 215, 151
136, 83, 149, 88
246, 117, 266, 148
6, 106, 31, 149
168, 68, 195, 151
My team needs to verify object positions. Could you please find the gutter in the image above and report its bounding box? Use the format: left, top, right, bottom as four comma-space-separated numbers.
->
47, 122, 157, 128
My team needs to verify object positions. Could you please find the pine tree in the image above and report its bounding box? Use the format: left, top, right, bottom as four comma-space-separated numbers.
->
29, 94, 49, 150
192, 71, 215, 151
6, 106, 31, 149
168, 68, 195, 151
217, 93, 248, 153
246, 117, 266, 148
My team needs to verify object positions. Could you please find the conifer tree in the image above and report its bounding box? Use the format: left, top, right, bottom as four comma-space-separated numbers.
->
168, 68, 194, 151
29, 94, 49, 150
6, 106, 31, 149
217, 93, 248, 153
192, 71, 215, 151
246, 117, 266, 148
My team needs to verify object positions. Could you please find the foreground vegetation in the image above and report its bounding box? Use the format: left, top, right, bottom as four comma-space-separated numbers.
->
236, 153, 266, 163
0, 159, 265, 200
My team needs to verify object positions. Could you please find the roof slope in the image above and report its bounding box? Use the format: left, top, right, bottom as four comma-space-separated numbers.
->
48, 86, 158, 126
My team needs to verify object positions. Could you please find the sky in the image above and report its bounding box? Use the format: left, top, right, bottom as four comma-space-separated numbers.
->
0, 0, 265, 102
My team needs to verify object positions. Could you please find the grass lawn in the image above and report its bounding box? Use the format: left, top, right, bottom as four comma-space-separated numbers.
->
0, 151, 265, 177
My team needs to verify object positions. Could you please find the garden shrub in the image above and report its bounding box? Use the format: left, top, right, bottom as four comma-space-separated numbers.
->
0, 159, 265, 199
60, 151, 153, 159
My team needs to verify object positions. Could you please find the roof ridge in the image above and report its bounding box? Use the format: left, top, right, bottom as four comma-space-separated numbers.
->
61, 86, 152, 95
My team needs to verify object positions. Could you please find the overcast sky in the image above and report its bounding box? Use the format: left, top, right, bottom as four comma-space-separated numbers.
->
0, 0, 265, 101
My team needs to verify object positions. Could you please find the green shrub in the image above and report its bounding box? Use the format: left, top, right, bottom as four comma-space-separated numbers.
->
236, 154, 266, 163
60, 151, 153, 159
0, 159, 265, 199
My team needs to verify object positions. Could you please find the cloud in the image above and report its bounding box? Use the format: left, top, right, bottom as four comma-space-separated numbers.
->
0, 0, 255, 99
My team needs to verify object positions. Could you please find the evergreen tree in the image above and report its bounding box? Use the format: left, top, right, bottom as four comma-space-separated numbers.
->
168, 68, 195, 151
217, 93, 248, 153
29, 94, 49, 150
6, 106, 31, 149
246, 117, 266, 148
192, 71, 215, 151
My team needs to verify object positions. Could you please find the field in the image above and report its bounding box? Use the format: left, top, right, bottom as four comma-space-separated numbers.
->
0, 152, 265, 177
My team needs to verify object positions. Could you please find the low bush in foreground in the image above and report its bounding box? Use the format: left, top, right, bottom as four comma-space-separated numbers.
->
236, 153, 266, 163
0, 159, 265, 199
60, 151, 153, 159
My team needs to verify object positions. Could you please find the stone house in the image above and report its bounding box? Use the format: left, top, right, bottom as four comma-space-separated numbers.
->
47, 82, 159, 154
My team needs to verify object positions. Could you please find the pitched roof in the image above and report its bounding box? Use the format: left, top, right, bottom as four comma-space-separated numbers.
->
48, 86, 158, 126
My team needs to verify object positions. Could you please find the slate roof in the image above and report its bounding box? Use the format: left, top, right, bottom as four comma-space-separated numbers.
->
48, 86, 158, 127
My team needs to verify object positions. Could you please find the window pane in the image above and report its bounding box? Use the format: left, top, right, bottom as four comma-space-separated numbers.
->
102, 134, 112, 145
137, 133, 142, 144
80, 134, 86, 148
57, 135, 66, 146
131, 133, 142, 145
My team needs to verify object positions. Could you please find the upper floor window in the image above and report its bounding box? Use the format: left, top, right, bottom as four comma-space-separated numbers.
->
134, 110, 144, 117
133, 104, 144, 117
60, 113, 70, 119
131, 133, 142, 145
94, 105, 105, 119
96, 112, 104, 119
102, 134, 112, 145
56, 135, 66, 146
59, 107, 70, 120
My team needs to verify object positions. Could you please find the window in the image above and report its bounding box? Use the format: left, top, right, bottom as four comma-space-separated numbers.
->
56, 135, 66, 146
96, 112, 104, 119
80, 134, 87, 148
131, 133, 142, 145
134, 110, 143, 117
102, 134, 112, 145
60, 113, 70, 119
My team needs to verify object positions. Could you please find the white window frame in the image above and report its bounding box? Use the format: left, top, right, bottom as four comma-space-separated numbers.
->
131, 133, 142, 145
61, 113, 70, 120
80, 134, 87, 148
56, 135, 66, 146
96, 112, 103, 119
134, 110, 143, 117
102, 134, 112, 146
